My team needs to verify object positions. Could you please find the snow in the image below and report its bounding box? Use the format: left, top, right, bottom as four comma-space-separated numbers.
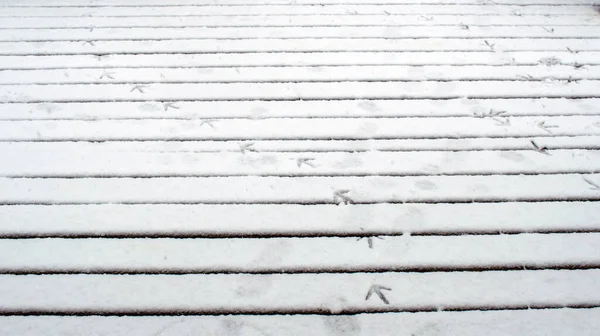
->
2, 81, 600, 102
1, 137, 600, 152
2, 26, 600, 41
2, 0, 598, 5
1, 51, 598, 69
2, 39, 600, 54
1, 65, 599, 83
0, 98, 597, 119
1, 174, 599, 204
2, 309, 600, 336
2, 149, 600, 177
0, 5, 594, 17
0, 0, 599, 333
2, 233, 600, 272
1, 270, 599, 313
1, 0, 597, 5
1, 116, 598, 141
0, 202, 598, 236
0, 15, 597, 29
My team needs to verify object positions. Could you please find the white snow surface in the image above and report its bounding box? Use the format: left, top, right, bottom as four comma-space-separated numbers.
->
0, 0, 600, 334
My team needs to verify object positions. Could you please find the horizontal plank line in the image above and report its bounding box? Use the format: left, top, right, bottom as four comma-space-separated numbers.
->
3, 198, 600, 206
2, 114, 599, 120
3, 138, 598, 151
6, 24, 593, 29
0, 7, 593, 15
0, 49, 596, 56
6, 171, 596, 178
0, 4, 592, 10
1, 304, 599, 316
5, 36, 598, 42
0, 64, 591, 71
1, 3, 596, 7
2, 13, 593, 17
0, 13, 592, 19
0, 0, 595, 4
7, 134, 599, 142
3, 172, 595, 178
0, 78, 596, 85
3, 50, 595, 57
4, 228, 600, 239
2, 96, 600, 104
1, 39, 598, 54
0, 49, 502, 55
0, 53, 577, 59
2, 115, 598, 122
0, 96, 594, 104
3, 21, 598, 29
3, 24, 599, 30
3, 264, 600, 275
1, 17, 596, 27
5, 170, 600, 178
1, 145, 599, 152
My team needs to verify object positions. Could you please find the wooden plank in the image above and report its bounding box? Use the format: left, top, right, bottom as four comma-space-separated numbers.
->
1, 26, 599, 42
3, 39, 600, 55
1, 65, 599, 84
0, 15, 598, 29
1, 137, 599, 152
0, 270, 599, 313
1, 150, 599, 177
0, 52, 595, 70
1, 0, 598, 6
0, 98, 596, 119
2, 309, 600, 336
0, 117, 598, 141
0, 5, 593, 17
2, 233, 600, 272
1, 81, 599, 103
0, 202, 598, 237
0, 174, 599, 204
0, 0, 597, 326
1, 0, 598, 5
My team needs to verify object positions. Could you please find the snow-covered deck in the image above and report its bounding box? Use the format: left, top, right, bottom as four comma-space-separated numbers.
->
1, 0, 600, 334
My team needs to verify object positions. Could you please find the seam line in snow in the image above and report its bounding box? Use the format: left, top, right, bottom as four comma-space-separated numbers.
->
2, 24, 600, 29
2, 264, 600, 275
4, 36, 600, 42
3, 96, 600, 103
4, 170, 600, 178
0, 303, 599, 316
2, 198, 600, 205
4, 228, 600, 238
0, 4, 596, 8
1, 78, 599, 84
5, 134, 600, 142
1, 13, 593, 18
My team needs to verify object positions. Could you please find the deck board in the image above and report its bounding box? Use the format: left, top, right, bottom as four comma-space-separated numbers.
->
1, 202, 599, 237
2, 309, 600, 336
2, 233, 600, 273
1, 270, 599, 313
0, 0, 599, 333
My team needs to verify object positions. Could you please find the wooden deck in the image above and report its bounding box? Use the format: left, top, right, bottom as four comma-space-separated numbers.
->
1, 0, 600, 334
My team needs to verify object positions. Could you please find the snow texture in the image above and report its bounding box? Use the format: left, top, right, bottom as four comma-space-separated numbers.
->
0, 0, 599, 334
